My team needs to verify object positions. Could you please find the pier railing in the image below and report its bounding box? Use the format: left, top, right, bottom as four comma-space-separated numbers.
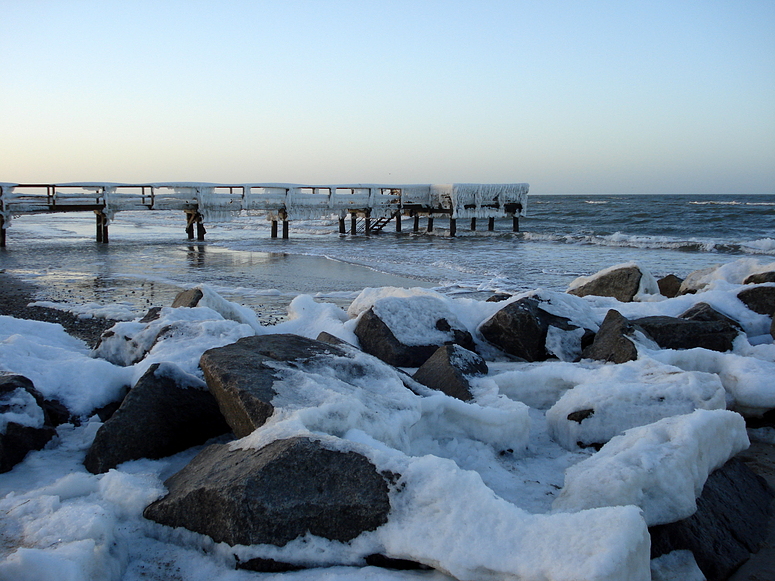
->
0, 182, 528, 246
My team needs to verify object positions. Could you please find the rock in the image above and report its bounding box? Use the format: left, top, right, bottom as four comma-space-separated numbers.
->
737, 285, 775, 316
354, 302, 475, 368
200, 334, 349, 437
631, 315, 740, 352
237, 557, 304, 573
143, 437, 393, 546
0, 374, 63, 473
486, 293, 512, 302
657, 274, 683, 298
412, 345, 488, 401
568, 265, 643, 302
679, 302, 741, 330
678, 265, 719, 295
315, 331, 354, 348
84, 363, 231, 474
139, 306, 163, 323
581, 310, 639, 363
650, 458, 774, 581
479, 297, 586, 362
171, 288, 204, 308
744, 271, 775, 285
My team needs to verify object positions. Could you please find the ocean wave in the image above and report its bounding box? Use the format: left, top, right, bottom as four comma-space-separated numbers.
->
521, 231, 775, 255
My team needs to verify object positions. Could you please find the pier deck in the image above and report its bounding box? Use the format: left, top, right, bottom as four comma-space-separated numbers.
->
0, 182, 528, 246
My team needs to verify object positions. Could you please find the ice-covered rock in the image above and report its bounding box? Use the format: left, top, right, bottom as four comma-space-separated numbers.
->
631, 315, 740, 352
568, 263, 659, 302
657, 274, 683, 298
582, 309, 639, 363
412, 344, 488, 401
737, 284, 775, 315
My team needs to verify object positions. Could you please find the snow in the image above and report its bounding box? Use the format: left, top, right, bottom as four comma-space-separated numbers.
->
2, 257, 775, 580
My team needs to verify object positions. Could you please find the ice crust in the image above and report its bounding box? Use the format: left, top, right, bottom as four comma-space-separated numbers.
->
2, 257, 775, 580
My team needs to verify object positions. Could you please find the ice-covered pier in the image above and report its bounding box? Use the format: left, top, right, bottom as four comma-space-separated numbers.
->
0, 182, 528, 246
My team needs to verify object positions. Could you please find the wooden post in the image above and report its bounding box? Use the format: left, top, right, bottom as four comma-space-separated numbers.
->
95, 211, 108, 243
339, 217, 346, 234
0, 215, 5, 248
427, 217, 434, 232
450, 218, 457, 237
413, 214, 420, 232
470, 217, 476, 231
282, 220, 289, 239
365, 214, 371, 235
395, 213, 402, 232
196, 219, 206, 241
185, 211, 196, 240
488, 217, 495, 231
513, 217, 519, 232
271, 220, 278, 238
350, 214, 357, 235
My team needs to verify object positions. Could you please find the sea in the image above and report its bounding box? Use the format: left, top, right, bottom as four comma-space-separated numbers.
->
1, 193, 774, 320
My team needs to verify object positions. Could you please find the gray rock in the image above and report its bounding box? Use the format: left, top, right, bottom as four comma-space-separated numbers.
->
412, 345, 488, 401
84, 363, 231, 474
486, 293, 512, 302
737, 285, 775, 316
143, 437, 393, 546
679, 302, 741, 330
581, 310, 639, 363
744, 271, 775, 285
567, 266, 642, 302
171, 288, 204, 308
657, 274, 683, 298
0, 374, 63, 473
631, 315, 739, 352
200, 334, 348, 437
480, 297, 587, 362
678, 266, 719, 295
139, 306, 163, 323
354, 307, 474, 368
315, 331, 354, 348
650, 457, 774, 581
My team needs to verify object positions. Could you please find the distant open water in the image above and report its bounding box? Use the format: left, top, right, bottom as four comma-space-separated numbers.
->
1, 194, 773, 316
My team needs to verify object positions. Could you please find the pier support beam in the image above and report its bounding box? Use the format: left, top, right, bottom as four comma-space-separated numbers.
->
513, 217, 519, 232
413, 215, 420, 233
185, 210, 205, 241
364, 215, 371, 235
450, 218, 457, 237
339, 217, 346, 234
395, 214, 402, 232
427, 217, 434, 232
350, 214, 357, 235
282, 220, 289, 239
271, 220, 278, 238
0, 215, 5, 248
196, 220, 206, 241
470, 218, 476, 231
488, 217, 495, 231
95, 211, 109, 243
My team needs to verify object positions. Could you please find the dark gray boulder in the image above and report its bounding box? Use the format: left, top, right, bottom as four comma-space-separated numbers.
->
631, 315, 740, 352
679, 302, 741, 330
354, 307, 474, 368
0, 374, 64, 473
480, 297, 588, 362
657, 274, 683, 298
200, 334, 349, 437
486, 293, 512, 303
567, 265, 643, 302
744, 272, 775, 285
650, 457, 774, 581
143, 437, 393, 546
737, 285, 775, 316
581, 310, 639, 363
84, 363, 231, 474
412, 345, 488, 401
172, 288, 204, 308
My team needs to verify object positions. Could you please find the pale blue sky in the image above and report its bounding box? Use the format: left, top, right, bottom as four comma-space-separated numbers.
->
1, 0, 773, 193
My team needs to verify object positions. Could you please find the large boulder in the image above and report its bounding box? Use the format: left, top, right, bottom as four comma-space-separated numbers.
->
630, 315, 740, 352
657, 274, 683, 299
199, 334, 349, 437
679, 302, 741, 329
354, 296, 475, 367
678, 266, 719, 295
143, 437, 393, 546
412, 345, 488, 401
171, 288, 204, 308
737, 285, 775, 316
650, 457, 774, 581
0, 374, 66, 473
744, 271, 775, 285
567, 265, 646, 302
84, 363, 231, 474
479, 297, 589, 362
581, 310, 639, 363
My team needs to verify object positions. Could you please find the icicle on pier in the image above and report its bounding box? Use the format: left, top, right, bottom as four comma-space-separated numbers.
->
0, 182, 528, 247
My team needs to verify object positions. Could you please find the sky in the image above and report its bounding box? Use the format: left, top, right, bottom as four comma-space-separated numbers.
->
1, 1, 773, 194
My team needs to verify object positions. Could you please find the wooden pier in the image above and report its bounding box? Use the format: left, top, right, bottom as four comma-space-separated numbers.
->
0, 182, 528, 247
